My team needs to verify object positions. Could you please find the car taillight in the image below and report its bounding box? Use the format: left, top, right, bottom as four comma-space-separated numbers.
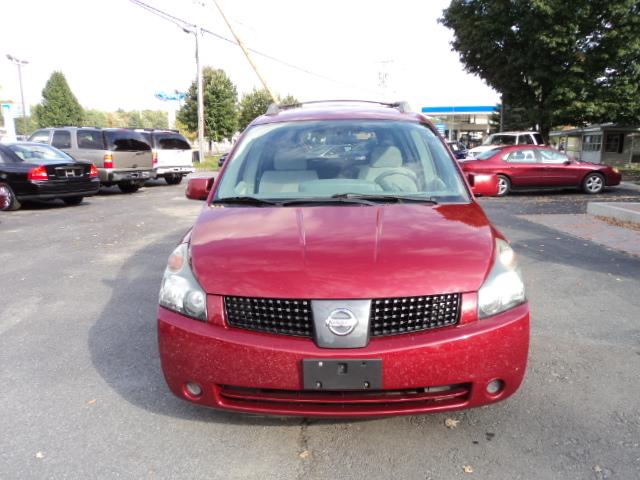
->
28, 165, 48, 181
152, 150, 158, 167
90, 164, 99, 177
104, 153, 113, 169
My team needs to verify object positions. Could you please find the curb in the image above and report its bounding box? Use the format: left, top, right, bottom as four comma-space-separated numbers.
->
620, 181, 640, 192
587, 202, 640, 224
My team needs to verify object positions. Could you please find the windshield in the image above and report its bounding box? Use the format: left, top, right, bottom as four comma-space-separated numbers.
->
214, 120, 470, 204
8, 143, 75, 163
482, 134, 517, 146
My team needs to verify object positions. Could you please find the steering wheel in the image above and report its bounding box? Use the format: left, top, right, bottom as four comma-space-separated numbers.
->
374, 170, 419, 191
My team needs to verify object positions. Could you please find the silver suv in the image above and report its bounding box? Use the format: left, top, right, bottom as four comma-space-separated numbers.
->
29, 127, 153, 193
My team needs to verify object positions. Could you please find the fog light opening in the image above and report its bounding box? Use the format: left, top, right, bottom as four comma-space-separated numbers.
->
486, 379, 504, 395
184, 382, 203, 399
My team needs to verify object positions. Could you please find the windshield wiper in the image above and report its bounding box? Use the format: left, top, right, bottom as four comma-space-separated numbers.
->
279, 196, 378, 206
330, 193, 438, 204
211, 196, 281, 206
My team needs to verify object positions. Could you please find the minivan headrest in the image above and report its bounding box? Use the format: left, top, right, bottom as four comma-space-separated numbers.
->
273, 151, 308, 170
370, 146, 402, 167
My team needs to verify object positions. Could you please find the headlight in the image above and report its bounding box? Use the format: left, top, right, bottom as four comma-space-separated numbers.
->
612, 167, 619, 174
478, 239, 525, 318
159, 243, 207, 321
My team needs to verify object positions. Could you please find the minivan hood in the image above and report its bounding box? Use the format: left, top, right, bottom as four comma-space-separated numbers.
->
190, 203, 495, 298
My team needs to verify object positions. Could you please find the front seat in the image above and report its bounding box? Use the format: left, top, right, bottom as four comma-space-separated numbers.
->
258, 153, 318, 194
358, 145, 418, 191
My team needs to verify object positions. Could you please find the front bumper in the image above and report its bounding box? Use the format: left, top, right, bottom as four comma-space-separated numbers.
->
158, 298, 529, 417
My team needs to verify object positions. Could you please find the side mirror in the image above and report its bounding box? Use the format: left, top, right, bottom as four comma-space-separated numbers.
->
468, 173, 499, 197
186, 176, 214, 200
563, 159, 571, 165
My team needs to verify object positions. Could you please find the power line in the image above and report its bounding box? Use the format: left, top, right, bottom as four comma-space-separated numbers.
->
128, 0, 382, 95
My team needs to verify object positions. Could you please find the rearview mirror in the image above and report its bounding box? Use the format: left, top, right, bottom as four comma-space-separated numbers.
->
186, 176, 215, 200
468, 173, 499, 197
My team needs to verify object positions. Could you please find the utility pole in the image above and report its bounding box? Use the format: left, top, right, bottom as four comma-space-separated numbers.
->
6, 54, 28, 133
499, 95, 504, 133
212, 0, 277, 103
183, 27, 206, 163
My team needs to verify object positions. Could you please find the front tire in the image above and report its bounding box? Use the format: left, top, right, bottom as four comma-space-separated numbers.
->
165, 174, 183, 185
582, 173, 604, 194
496, 175, 511, 197
118, 182, 141, 194
63, 196, 84, 206
0, 183, 21, 211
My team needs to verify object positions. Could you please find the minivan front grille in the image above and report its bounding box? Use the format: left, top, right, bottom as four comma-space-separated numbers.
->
224, 293, 461, 338
224, 296, 313, 337
370, 294, 461, 336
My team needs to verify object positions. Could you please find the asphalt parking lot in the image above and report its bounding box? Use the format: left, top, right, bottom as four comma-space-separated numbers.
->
1, 181, 639, 480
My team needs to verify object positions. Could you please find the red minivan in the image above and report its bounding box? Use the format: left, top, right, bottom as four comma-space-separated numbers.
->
157, 101, 530, 417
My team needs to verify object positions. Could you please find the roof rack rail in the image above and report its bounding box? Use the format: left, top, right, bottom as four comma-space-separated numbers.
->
265, 100, 412, 116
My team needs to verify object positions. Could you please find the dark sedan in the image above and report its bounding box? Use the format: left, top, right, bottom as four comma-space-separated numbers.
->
0, 143, 100, 211
460, 145, 621, 196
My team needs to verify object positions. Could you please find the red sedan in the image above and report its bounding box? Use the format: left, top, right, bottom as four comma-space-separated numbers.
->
158, 101, 529, 417
461, 145, 621, 196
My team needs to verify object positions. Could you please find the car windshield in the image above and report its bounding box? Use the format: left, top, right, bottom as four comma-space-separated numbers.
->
8, 143, 74, 163
214, 119, 470, 204
482, 134, 517, 146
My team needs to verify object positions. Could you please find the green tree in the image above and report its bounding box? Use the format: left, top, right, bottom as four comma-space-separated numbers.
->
177, 67, 238, 142
238, 88, 273, 131
35, 71, 83, 127
440, 0, 640, 137
14, 115, 39, 136
238, 90, 299, 131
489, 103, 533, 133
82, 109, 108, 128
141, 110, 168, 129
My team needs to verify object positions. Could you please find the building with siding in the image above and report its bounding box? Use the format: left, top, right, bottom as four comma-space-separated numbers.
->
549, 124, 640, 165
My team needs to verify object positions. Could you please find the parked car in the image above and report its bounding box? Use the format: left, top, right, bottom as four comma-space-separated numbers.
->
157, 100, 529, 417
446, 140, 468, 159
137, 129, 195, 185
467, 131, 544, 159
29, 127, 153, 193
0, 142, 100, 211
461, 145, 621, 196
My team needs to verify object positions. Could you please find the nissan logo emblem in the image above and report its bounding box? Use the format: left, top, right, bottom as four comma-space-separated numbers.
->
325, 308, 358, 336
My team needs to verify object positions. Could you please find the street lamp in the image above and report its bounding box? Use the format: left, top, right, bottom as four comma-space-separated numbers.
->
6, 54, 28, 133
182, 27, 205, 164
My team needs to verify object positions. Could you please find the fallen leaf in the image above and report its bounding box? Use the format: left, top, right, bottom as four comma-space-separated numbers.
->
299, 450, 310, 459
444, 418, 460, 429
87, 399, 97, 405
463, 465, 473, 474
35, 452, 45, 459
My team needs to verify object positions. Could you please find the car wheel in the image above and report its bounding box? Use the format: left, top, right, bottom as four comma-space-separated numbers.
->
582, 173, 604, 194
0, 183, 21, 211
165, 175, 183, 185
118, 182, 141, 194
496, 175, 511, 197
63, 196, 84, 206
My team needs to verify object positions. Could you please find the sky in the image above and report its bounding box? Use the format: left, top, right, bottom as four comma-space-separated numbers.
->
0, 0, 499, 114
